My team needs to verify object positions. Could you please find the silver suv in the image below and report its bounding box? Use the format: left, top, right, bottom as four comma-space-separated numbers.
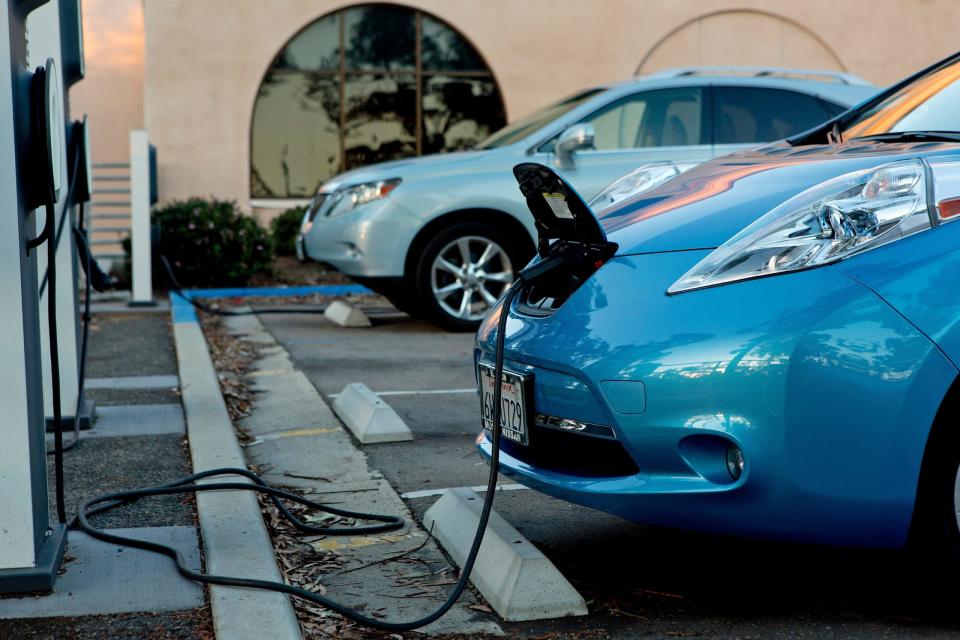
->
298, 67, 876, 330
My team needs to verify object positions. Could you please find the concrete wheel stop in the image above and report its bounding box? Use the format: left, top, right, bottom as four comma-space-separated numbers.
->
324, 300, 371, 327
424, 487, 588, 622
332, 382, 413, 443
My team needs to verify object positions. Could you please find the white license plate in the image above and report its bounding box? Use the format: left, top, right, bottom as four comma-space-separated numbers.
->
479, 365, 529, 445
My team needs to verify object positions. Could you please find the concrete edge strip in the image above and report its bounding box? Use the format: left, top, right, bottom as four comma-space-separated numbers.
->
331, 382, 413, 444
171, 313, 302, 639
85, 374, 180, 390
423, 487, 588, 622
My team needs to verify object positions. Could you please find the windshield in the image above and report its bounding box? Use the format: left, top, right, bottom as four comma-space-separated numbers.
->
476, 89, 603, 149
843, 56, 960, 139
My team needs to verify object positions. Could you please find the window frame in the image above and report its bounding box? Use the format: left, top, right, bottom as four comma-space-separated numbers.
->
251, 5, 506, 199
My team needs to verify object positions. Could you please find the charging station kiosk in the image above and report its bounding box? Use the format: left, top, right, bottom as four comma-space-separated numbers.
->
0, 0, 82, 592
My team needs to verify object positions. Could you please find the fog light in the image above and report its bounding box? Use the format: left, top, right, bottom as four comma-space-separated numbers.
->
725, 446, 744, 480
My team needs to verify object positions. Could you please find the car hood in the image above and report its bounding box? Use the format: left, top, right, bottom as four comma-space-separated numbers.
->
320, 149, 493, 192
600, 140, 960, 255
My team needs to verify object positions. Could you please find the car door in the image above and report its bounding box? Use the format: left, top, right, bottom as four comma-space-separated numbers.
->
711, 85, 846, 157
534, 87, 713, 199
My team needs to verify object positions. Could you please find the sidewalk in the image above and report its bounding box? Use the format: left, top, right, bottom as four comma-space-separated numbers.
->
0, 306, 213, 639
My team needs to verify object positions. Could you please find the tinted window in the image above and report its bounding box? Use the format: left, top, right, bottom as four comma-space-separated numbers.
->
582, 88, 704, 150
713, 87, 835, 144
251, 7, 506, 198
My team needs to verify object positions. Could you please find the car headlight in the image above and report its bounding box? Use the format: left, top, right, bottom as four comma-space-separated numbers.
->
669, 159, 933, 294
326, 178, 401, 218
589, 161, 699, 211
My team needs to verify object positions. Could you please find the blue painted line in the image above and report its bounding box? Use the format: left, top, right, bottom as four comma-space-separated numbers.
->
170, 284, 371, 324
188, 284, 370, 299
171, 293, 198, 324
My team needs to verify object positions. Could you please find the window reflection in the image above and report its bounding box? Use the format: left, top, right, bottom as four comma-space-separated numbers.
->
422, 76, 504, 153
251, 72, 340, 198
344, 75, 416, 169
421, 16, 485, 71
344, 5, 415, 71
251, 5, 505, 199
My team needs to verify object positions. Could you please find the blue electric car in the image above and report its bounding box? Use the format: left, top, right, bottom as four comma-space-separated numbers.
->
475, 52, 960, 558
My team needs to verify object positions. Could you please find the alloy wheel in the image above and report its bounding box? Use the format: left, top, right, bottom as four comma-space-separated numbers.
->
430, 235, 513, 322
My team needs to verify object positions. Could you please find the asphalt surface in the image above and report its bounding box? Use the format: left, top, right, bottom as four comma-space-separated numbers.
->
258, 305, 960, 640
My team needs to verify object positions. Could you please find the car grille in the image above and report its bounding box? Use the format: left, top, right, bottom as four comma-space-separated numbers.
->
497, 423, 639, 478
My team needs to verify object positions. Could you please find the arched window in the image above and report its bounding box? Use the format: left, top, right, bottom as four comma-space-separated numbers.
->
251, 4, 506, 199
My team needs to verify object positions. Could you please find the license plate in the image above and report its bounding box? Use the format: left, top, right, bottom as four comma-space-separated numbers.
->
479, 365, 529, 445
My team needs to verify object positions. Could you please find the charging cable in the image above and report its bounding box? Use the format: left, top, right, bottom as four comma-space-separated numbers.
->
74, 280, 523, 631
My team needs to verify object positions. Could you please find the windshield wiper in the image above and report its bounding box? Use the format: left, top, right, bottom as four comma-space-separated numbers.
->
851, 131, 960, 143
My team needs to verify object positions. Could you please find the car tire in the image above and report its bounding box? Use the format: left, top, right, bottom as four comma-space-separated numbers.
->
909, 393, 960, 569
413, 221, 530, 332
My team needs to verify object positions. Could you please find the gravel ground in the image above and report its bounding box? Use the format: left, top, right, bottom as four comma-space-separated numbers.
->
86, 314, 177, 378
87, 387, 181, 406
48, 434, 195, 529
0, 608, 213, 639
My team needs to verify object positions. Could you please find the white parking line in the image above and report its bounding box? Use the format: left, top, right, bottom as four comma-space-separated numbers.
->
400, 483, 529, 500
328, 388, 475, 399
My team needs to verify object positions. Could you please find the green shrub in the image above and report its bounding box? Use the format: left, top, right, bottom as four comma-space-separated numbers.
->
149, 198, 274, 288
270, 206, 306, 256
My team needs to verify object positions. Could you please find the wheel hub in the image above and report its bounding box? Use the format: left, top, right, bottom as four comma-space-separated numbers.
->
430, 235, 514, 323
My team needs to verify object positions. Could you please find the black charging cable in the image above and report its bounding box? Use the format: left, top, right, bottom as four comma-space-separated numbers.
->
45, 205, 93, 456
74, 280, 524, 631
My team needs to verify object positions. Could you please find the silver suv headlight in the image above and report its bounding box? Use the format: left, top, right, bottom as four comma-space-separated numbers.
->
589, 161, 699, 211
327, 178, 402, 218
669, 160, 933, 294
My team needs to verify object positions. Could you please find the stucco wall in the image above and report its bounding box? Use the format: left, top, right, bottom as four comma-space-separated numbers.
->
143, 0, 960, 212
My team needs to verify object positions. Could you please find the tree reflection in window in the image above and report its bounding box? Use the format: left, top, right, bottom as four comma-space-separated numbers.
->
251, 6, 505, 199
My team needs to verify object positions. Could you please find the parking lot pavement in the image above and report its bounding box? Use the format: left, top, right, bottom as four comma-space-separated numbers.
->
258, 308, 960, 639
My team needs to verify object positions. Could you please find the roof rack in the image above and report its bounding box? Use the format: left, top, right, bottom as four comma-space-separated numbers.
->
641, 66, 872, 86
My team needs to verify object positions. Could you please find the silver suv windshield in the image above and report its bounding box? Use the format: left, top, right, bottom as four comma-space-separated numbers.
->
476, 89, 603, 150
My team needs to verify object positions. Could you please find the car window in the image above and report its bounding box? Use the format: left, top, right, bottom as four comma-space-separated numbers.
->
713, 87, 837, 144
580, 88, 705, 150
476, 88, 603, 149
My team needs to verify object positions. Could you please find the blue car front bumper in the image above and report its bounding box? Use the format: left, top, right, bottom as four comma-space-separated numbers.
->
475, 251, 957, 548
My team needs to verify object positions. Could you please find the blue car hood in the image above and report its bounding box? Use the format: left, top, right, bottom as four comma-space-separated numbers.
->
601, 141, 960, 255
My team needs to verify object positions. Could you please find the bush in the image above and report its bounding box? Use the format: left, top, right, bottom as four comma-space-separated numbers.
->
270, 206, 306, 256
149, 198, 274, 288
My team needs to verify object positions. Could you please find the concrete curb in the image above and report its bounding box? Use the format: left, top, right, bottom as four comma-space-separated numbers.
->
324, 300, 371, 327
332, 383, 413, 443
424, 487, 588, 622
172, 318, 302, 640
222, 313, 502, 637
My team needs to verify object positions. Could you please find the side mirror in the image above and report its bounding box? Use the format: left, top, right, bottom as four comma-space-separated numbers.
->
555, 123, 595, 168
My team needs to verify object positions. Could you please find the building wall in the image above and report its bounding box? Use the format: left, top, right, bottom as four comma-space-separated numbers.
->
143, 0, 960, 215
69, 0, 143, 163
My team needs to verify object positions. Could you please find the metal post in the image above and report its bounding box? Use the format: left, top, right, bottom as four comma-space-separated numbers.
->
0, 0, 67, 592
129, 129, 154, 306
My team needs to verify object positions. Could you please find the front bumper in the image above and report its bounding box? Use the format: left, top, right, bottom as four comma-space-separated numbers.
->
300, 197, 421, 277
475, 250, 955, 548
